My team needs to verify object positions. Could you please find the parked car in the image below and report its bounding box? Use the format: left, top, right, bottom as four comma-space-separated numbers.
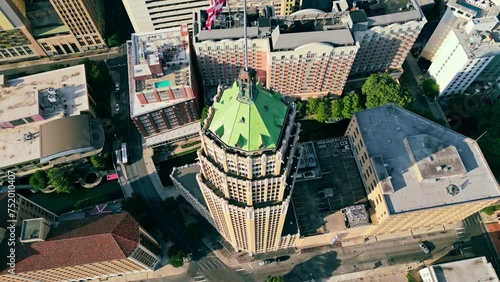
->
115, 82, 120, 91
276, 255, 290, 262
115, 103, 120, 112
259, 258, 274, 266
419, 243, 430, 254
452, 241, 466, 249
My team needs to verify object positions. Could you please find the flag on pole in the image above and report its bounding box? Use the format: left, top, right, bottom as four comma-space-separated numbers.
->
206, 0, 226, 30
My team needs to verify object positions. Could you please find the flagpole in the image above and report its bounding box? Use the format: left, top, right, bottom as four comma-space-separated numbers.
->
243, 0, 248, 71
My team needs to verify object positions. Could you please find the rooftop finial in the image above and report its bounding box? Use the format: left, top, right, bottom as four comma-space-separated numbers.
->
243, 0, 249, 71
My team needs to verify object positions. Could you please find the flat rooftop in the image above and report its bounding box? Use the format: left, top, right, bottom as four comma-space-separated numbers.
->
353, 104, 500, 214
25, 1, 69, 37
144, 122, 201, 147
130, 28, 191, 92
292, 137, 367, 236
171, 164, 208, 209
0, 65, 89, 123
421, 256, 499, 281
0, 122, 42, 169
453, 17, 500, 58
448, 0, 499, 18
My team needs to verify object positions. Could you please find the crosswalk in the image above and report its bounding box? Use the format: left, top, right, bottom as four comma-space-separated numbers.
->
234, 268, 256, 282
193, 258, 227, 270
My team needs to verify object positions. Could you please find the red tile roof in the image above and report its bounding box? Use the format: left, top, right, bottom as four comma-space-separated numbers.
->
487, 222, 500, 257
10, 212, 140, 273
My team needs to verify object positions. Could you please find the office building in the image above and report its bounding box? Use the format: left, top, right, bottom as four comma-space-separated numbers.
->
421, 0, 499, 62
419, 257, 499, 282
226, 0, 300, 16
0, 0, 46, 63
172, 69, 301, 254
427, 16, 500, 96
127, 26, 201, 148
193, 2, 425, 98
345, 104, 500, 238
122, 0, 209, 32
0, 213, 161, 282
0, 65, 104, 179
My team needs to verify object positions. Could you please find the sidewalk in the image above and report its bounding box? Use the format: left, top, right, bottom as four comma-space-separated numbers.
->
326, 262, 423, 282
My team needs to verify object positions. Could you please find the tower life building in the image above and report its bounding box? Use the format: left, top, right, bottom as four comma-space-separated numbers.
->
195, 69, 301, 254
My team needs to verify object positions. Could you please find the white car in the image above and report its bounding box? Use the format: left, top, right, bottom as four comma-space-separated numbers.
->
115, 82, 120, 91
419, 243, 430, 254
115, 103, 120, 112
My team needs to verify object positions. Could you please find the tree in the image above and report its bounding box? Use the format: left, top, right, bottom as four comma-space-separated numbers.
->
47, 167, 76, 193
168, 245, 187, 267
90, 153, 111, 169
200, 106, 209, 126
422, 78, 440, 100
330, 99, 344, 120
406, 272, 416, 282
295, 100, 306, 119
362, 73, 414, 109
315, 99, 330, 122
106, 34, 119, 47
266, 276, 285, 282
342, 92, 362, 119
306, 98, 320, 116
29, 170, 49, 191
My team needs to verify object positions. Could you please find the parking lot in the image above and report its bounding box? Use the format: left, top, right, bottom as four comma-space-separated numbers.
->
292, 137, 367, 236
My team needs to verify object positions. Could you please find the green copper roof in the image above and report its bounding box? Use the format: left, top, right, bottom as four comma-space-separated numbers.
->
208, 81, 288, 152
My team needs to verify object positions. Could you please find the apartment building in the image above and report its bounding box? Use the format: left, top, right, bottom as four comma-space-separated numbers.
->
419, 257, 499, 282
122, 0, 209, 32
226, 0, 300, 16
127, 26, 201, 148
345, 104, 500, 239
346, 0, 426, 78
0, 0, 46, 63
427, 16, 500, 96
172, 69, 301, 254
193, 8, 360, 98
0, 65, 104, 179
0, 213, 161, 282
193, 3, 424, 98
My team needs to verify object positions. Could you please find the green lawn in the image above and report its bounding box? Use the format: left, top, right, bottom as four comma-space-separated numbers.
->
22, 180, 123, 215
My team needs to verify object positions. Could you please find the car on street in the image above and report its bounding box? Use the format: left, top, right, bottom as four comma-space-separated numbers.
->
276, 255, 290, 262
259, 258, 274, 266
452, 241, 466, 249
115, 82, 120, 91
115, 103, 120, 112
419, 243, 430, 254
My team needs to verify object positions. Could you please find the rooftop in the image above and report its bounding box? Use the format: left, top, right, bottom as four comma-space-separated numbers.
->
171, 164, 208, 209
453, 17, 500, 58
419, 256, 499, 282
0, 114, 103, 169
352, 104, 500, 214
20, 218, 51, 243
0, 65, 89, 124
4, 213, 140, 274
270, 25, 354, 51
448, 0, 500, 18
25, 1, 69, 37
207, 70, 288, 152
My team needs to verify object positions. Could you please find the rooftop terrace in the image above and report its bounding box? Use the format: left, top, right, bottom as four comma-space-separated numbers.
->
353, 104, 500, 214
0, 65, 89, 124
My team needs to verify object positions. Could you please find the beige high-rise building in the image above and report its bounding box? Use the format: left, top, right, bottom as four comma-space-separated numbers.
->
345, 104, 500, 239
172, 69, 301, 254
0, 0, 46, 63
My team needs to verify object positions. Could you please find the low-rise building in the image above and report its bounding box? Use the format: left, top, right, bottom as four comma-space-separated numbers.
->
0, 213, 161, 282
0, 65, 104, 179
419, 256, 499, 282
345, 104, 500, 239
127, 26, 201, 148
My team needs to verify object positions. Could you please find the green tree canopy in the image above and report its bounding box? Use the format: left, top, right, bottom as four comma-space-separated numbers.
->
306, 98, 320, 116
362, 73, 414, 109
315, 99, 330, 122
330, 99, 344, 120
295, 100, 306, 119
90, 153, 111, 169
422, 78, 440, 100
200, 106, 209, 126
266, 276, 285, 282
167, 245, 187, 267
47, 167, 76, 193
106, 34, 119, 47
342, 92, 362, 119
29, 170, 49, 191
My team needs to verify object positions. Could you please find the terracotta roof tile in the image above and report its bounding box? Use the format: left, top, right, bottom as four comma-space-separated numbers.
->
5, 213, 141, 274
